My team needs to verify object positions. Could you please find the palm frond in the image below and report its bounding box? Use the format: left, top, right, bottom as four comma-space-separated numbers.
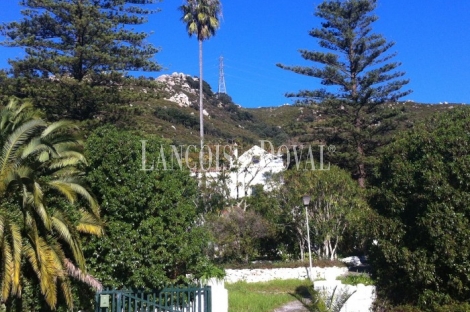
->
48, 155, 85, 170
63, 258, 103, 291
9, 223, 22, 296
48, 179, 99, 215
20, 138, 55, 161
23, 241, 39, 276
0, 98, 101, 309
32, 182, 52, 230
25, 233, 62, 309
77, 210, 104, 237
24, 211, 34, 229
49, 166, 83, 177
47, 180, 77, 203
53, 147, 86, 160
0, 215, 5, 243
59, 276, 74, 309
0, 98, 36, 132
331, 288, 356, 312
51, 213, 85, 269
2, 239, 13, 301
41, 120, 77, 139
1, 119, 46, 173
7, 98, 34, 120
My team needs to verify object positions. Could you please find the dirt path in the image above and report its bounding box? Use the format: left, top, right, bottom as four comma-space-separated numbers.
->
273, 300, 309, 312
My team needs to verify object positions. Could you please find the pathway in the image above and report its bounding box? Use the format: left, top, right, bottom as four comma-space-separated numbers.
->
273, 300, 309, 312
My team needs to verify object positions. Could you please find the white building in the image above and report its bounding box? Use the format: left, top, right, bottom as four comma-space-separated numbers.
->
201, 145, 286, 199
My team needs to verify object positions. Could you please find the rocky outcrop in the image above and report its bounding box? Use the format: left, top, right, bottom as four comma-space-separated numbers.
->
156, 72, 197, 108
167, 93, 191, 107
155, 72, 214, 118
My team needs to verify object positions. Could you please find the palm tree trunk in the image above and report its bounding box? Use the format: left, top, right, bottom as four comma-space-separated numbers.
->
199, 39, 204, 150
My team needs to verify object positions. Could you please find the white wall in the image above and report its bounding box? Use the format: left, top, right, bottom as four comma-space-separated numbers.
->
225, 266, 348, 283
224, 267, 375, 312
206, 278, 228, 312
314, 280, 376, 312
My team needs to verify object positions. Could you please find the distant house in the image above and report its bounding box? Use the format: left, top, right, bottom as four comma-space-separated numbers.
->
199, 145, 286, 199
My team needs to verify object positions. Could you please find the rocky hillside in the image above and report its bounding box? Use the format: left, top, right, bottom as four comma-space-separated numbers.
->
119, 72, 462, 149
120, 72, 288, 147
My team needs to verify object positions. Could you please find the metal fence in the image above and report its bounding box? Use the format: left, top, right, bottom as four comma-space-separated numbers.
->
95, 285, 212, 312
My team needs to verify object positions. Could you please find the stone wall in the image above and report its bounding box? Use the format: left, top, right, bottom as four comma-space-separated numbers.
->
224, 266, 375, 312
224, 266, 348, 283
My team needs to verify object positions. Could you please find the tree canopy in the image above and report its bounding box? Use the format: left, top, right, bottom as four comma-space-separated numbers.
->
368, 107, 470, 308
277, 0, 411, 186
0, 0, 160, 82
278, 166, 368, 260
83, 126, 211, 289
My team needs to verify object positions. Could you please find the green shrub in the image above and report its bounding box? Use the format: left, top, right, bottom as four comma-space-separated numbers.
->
337, 274, 374, 286
372, 302, 470, 312
387, 305, 423, 312
369, 107, 470, 308
298, 284, 356, 312
155, 106, 199, 129
83, 126, 211, 289
434, 302, 470, 312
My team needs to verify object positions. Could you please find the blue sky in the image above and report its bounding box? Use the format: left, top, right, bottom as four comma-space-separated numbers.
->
0, 0, 469, 108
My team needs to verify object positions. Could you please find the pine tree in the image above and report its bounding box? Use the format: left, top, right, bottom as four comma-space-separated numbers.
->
0, 0, 161, 83
277, 0, 411, 187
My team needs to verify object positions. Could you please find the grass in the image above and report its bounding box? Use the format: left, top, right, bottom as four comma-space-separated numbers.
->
226, 279, 312, 312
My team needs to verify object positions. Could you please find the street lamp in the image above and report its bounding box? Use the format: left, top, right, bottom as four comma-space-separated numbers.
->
302, 194, 313, 281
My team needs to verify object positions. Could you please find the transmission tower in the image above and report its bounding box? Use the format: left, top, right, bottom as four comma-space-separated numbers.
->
218, 55, 227, 96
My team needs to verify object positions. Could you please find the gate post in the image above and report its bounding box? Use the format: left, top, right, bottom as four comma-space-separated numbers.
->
206, 278, 228, 312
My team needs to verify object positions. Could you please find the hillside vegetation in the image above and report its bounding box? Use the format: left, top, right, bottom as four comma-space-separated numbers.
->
45, 72, 459, 149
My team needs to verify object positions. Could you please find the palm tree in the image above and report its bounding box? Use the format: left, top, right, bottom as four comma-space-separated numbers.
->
180, 0, 222, 149
0, 98, 103, 310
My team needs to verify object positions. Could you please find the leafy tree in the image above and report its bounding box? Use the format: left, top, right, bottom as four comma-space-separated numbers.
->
180, 0, 221, 149
368, 107, 470, 308
0, 0, 160, 82
245, 185, 295, 260
277, 0, 411, 187
206, 206, 273, 263
0, 98, 103, 310
0, 0, 161, 120
278, 166, 368, 260
83, 126, 211, 289
0, 71, 163, 121
198, 168, 232, 215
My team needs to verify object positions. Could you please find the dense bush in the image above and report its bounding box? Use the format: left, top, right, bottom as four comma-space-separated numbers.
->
83, 126, 211, 289
185, 76, 213, 96
0, 75, 158, 121
206, 207, 274, 263
373, 302, 470, 312
368, 107, 470, 308
247, 123, 288, 145
155, 106, 199, 129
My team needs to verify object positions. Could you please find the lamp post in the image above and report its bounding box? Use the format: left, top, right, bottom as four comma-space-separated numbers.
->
302, 194, 313, 281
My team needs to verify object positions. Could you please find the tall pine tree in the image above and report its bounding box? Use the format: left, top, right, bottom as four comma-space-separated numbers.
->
0, 0, 161, 82
277, 0, 411, 187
